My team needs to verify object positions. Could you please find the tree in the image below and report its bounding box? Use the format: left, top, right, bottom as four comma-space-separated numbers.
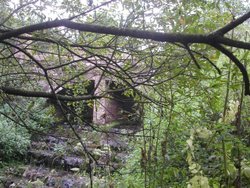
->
0, 0, 250, 187
0, 0, 249, 100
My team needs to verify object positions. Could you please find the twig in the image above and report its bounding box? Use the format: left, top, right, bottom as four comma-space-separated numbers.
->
0, 0, 38, 26
68, 0, 117, 20
212, 11, 250, 36
212, 44, 250, 95
184, 44, 201, 69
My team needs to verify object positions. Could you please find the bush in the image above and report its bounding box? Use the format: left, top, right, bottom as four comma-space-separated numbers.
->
0, 118, 30, 160
0, 98, 56, 161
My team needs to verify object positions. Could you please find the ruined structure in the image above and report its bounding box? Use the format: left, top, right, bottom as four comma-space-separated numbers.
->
11, 45, 142, 127
54, 68, 142, 127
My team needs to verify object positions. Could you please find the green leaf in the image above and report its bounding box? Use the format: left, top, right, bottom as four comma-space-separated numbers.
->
243, 167, 250, 180
188, 175, 210, 188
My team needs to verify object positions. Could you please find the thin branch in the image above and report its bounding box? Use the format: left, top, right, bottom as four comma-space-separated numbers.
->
175, 43, 221, 75
198, 53, 221, 75
212, 44, 250, 95
68, 0, 117, 20
182, 45, 222, 75
212, 11, 250, 36
0, 0, 38, 26
184, 44, 201, 69
0, 86, 101, 101
2, 41, 45, 70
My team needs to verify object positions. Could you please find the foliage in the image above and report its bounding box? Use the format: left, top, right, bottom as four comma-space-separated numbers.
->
113, 46, 250, 187
0, 98, 56, 161
0, 0, 250, 187
0, 118, 30, 160
113, 107, 250, 187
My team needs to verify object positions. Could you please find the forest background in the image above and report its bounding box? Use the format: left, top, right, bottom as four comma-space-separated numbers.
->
0, 0, 250, 187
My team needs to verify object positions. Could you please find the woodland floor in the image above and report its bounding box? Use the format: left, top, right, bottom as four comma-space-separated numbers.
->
0, 123, 139, 188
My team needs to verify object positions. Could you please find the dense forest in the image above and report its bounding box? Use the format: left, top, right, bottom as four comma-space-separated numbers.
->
0, 0, 250, 187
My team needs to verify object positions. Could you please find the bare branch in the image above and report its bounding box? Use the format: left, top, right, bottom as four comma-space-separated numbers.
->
212, 11, 250, 36
2, 41, 45, 70
0, 0, 38, 26
0, 18, 249, 50
0, 86, 101, 101
212, 44, 250, 95
68, 0, 117, 20
184, 44, 201, 69
0, 19, 206, 43
175, 43, 221, 75
216, 37, 250, 50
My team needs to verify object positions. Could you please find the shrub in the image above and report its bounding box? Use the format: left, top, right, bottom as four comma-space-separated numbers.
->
0, 98, 56, 161
0, 118, 30, 160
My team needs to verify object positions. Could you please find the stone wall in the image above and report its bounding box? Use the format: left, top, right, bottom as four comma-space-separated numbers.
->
13, 49, 142, 126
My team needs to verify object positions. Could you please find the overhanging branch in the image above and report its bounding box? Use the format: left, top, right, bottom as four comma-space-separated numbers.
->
0, 18, 246, 48
212, 11, 250, 35
1, 11, 250, 96
0, 17, 249, 49
0, 19, 209, 43
0, 86, 101, 101
212, 44, 250, 95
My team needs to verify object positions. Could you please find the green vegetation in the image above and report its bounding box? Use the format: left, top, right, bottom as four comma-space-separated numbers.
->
0, 0, 250, 187
0, 99, 55, 161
